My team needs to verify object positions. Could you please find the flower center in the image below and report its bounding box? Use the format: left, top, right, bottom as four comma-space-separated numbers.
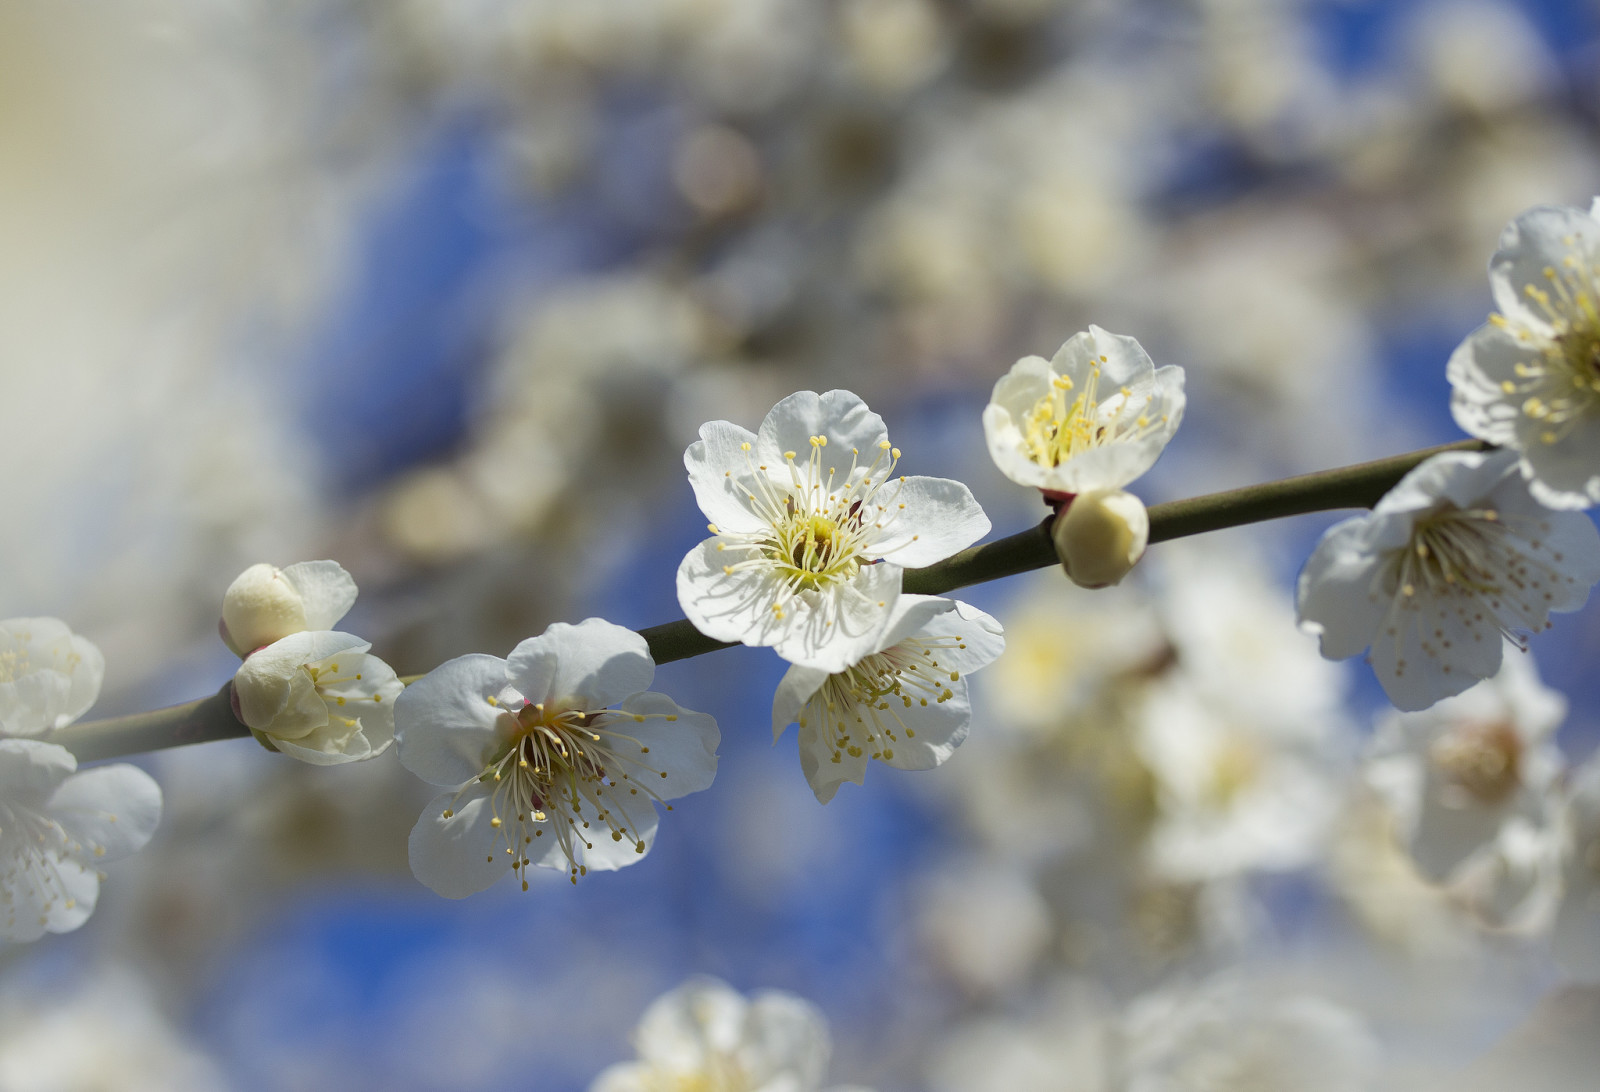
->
1496, 246, 1600, 445
0, 804, 91, 933
799, 634, 965, 765
440, 699, 678, 888
1430, 720, 1522, 806
1204, 736, 1263, 810
1020, 362, 1166, 468
714, 435, 912, 617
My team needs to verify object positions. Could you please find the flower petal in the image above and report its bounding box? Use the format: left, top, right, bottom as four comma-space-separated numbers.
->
511, 619, 654, 711
1296, 517, 1391, 661
755, 389, 888, 467
685, 420, 770, 535
407, 786, 511, 898
282, 560, 359, 631
395, 654, 511, 786
1488, 204, 1600, 333
772, 663, 831, 741
49, 764, 163, 863
867, 475, 991, 567
600, 690, 719, 800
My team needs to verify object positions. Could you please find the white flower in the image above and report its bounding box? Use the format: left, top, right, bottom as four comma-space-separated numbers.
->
678, 389, 989, 673
771, 596, 1003, 803
232, 631, 403, 765
1365, 647, 1564, 886
1296, 449, 1600, 711
592, 976, 866, 1092
0, 617, 104, 737
220, 560, 358, 656
0, 739, 161, 943
982, 326, 1185, 495
395, 619, 718, 897
1052, 489, 1149, 588
1447, 200, 1600, 508
1122, 977, 1379, 1092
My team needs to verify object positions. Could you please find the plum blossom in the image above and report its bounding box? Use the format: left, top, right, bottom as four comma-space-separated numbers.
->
0, 618, 104, 738
983, 326, 1184, 496
395, 619, 717, 897
1448, 200, 1600, 508
1297, 449, 1600, 711
771, 596, 1003, 803
0, 739, 161, 942
220, 560, 357, 657
1052, 489, 1149, 588
592, 976, 870, 1092
678, 389, 989, 673
232, 632, 403, 765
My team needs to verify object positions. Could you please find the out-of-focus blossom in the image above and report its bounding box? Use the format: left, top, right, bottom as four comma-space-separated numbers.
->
0, 739, 161, 942
1365, 649, 1564, 896
1551, 752, 1600, 976
928, 981, 1116, 1092
915, 857, 1052, 999
983, 327, 1184, 496
219, 560, 357, 657
591, 976, 868, 1092
232, 631, 403, 766
678, 389, 989, 672
1448, 200, 1600, 509
1297, 450, 1600, 711
1053, 489, 1149, 588
1122, 976, 1380, 1092
0, 617, 103, 738
0, 969, 227, 1091
771, 596, 1003, 803
396, 619, 718, 896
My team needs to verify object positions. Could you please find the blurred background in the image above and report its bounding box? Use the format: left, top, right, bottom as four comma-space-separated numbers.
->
3, 0, 1600, 1087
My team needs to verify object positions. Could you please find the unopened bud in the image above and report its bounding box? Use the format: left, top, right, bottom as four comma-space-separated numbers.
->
220, 563, 307, 656
1052, 489, 1148, 588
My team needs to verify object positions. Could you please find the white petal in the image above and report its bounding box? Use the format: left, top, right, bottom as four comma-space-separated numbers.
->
981, 402, 1050, 489
878, 686, 970, 772
281, 560, 359, 631
48, 764, 162, 863
772, 664, 830, 741
0, 845, 99, 943
919, 600, 1006, 676
867, 475, 990, 568
755, 390, 888, 468
1488, 204, 1600, 332
741, 991, 831, 1088
407, 786, 510, 899
511, 619, 654, 711
770, 564, 904, 673
798, 715, 867, 805
1295, 518, 1391, 660
394, 654, 511, 786
1522, 427, 1600, 509
600, 691, 719, 800
685, 420, 770, 535
591, 1064, 654, 1092
635, 977, 747, 1067
1447, 321, 1525, 445
0, 738, 76, 800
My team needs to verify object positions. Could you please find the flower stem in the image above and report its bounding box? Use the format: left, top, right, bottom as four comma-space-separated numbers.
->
49, 438, 1488, 762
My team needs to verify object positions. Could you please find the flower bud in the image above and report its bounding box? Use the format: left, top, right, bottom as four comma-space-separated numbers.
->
220, 563, 307, 656
1052, 489, 1149, 589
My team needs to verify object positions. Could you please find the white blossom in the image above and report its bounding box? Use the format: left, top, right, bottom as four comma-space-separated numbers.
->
1448, 200, 1600, 508
771, 596, 1003, 803
232, 631, 403, 766
395, 619, 718, 896
592, 976, 867, 1092
678, 389, 989, 673
983, 326, 1184, 495
220, 560, 357, 657
1552, 751, 1600, 975
0, 739, 161, 943
0, 617, 104, 738
1297, 449, 1600, 711
1052, 489, 1149, 588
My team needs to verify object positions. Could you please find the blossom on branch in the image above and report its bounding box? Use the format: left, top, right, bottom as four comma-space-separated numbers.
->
1296, 450, 1600, 711
983, 325, 1184, 496
220, 560, 357, 657
0, 618, 104, 738
678, 389, 989, 673
232, 632, 403, 765
0, 739, 161, 942
395, 619, 718, 897
592, 976, 869, 1092
1448, 200, 1600, 509
771, 595, 1004, 803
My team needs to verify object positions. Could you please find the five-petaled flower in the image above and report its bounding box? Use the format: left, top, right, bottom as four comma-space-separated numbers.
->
0, 618, 105, 738
1297, 450, 1600, 711
0, 739, 161, 943
771, 596, 1004, 803
983, 325, 1185, 496
1448, 200, 1600, 509
678, 390, 990, 673
395, 619, 718, 897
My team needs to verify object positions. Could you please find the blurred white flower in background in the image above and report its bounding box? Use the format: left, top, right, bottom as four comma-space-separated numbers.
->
0, 617, 104, 737
0, 739, 161, 942
1297, 450, 1600, 711
592, 976, 870, 1092
771, 596, 1004, 803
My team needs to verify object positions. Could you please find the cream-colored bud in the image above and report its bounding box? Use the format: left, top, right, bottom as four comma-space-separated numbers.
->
1052, 489, 1149, 589
221, 563, 307, 656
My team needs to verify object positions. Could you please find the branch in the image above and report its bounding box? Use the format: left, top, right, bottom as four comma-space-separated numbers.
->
48, 438, 1487, 763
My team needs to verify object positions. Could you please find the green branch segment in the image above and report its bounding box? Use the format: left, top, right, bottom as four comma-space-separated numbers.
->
48, 438, 1487, 763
